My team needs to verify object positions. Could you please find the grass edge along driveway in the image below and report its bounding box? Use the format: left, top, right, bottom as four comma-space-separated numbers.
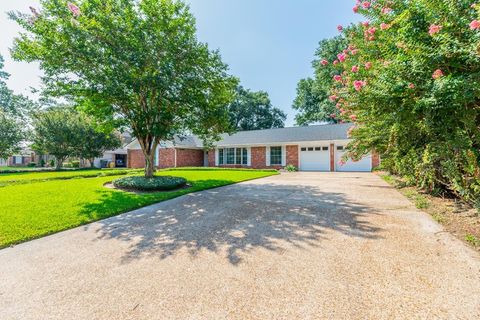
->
0, 169, 278, 248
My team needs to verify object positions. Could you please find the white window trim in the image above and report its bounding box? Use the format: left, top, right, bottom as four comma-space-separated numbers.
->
216, 147, 250, 166
266, 146, 285, 167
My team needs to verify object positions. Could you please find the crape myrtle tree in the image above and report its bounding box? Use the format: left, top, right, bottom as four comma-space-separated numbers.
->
228, 86, 286, 131
323, 0, 480, 205
11, 0, 238, 178
0, 111, 24, 160
293, 36, 348, 126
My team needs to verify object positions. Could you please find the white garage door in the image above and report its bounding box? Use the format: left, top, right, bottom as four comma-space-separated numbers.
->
335, 146, 372, 172
299, 146, 330, 171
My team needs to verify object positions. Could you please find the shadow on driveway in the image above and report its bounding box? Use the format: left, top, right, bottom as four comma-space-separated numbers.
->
87, 182, 383, 265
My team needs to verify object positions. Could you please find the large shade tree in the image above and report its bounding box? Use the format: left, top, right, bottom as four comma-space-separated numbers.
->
229, 86, 286, 131
11, 0, 237, 177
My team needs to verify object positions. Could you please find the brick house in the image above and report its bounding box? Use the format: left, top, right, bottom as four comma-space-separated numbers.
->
126, 123, 380, 172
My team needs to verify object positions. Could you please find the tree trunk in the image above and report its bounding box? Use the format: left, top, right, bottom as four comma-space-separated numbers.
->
144, 151, 155, 178
90, 158, 95, 168
138, 138, 158, 179
55, 157, 63, 170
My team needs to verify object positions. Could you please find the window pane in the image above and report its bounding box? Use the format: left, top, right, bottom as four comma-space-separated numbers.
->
242, 148, 248, 165
301, 148, 307, 151
322, 146, 329, 151
219, 149, 224, 165
227, 148, 235, 164
270, 146, 282, 165
337, 146, 344, 151
236, 148, 242, 165
315, 147, 321, 151
308, 147, 314, 151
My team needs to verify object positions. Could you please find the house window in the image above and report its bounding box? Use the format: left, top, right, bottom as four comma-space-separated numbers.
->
218, 148, 248, 165
301, 147, 307, 152
322, 146, 329, 151
226, 148, 235, 165
337, 146, 344, 151
242, 148, 248, 165
270, 146, 282, 165
308, 147, 314, 151
315, 147, 321, 151
219, 149, 224, 164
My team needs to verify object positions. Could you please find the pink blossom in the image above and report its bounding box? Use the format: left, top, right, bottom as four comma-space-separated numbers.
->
320, 59, 329, 66
349, 114, 357, 121
329, 95, 338, 102
362, 21, 370, 27
368, 36, 376, 41
432, 69, 444, 79
336, 103, 342, 109
350, 49, 358, 55
381, 7, 393, 14
337, 25, 343, 32
353, 5, 359, 13
337, 53, 347, 62
367, 27, 377, 35
334, 75, 342, 82
365, 62, 372, 69
353, 80, 366, 91
470, 20, 480, 30
67, 2, 81, 17
429, 24, 442, 36
408, 83, 415, 89
333, 60, 339, 65
338, 159, 346, 166
380, 23, 390, 30
330, 113, 337, 119
351, 65, 359, 73
362, 1, 371, 9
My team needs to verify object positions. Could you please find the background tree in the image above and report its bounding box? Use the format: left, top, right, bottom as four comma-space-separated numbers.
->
293, 36, 347, 125
31, 108, 80, 169
74, 116, 122, 167
325, 0, 480, 206
228, 86, 286, 131
11, 0, 237, 178
0, 111, 24, 160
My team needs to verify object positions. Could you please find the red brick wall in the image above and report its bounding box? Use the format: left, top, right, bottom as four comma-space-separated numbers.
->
372, 150, 381, 169
330, 143, 335, 172
286, 145, 299, 168
128, 149, 145, 169
176, 149, 204, 167
159, 148, 175, 169
251, 146, 266, 169
208, 149, 215, 167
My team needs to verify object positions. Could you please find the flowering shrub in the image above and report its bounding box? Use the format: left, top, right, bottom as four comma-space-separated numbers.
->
325, 0, 480, 206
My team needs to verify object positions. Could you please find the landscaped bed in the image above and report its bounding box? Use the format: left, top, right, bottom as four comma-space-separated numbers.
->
0, 168, 278, 248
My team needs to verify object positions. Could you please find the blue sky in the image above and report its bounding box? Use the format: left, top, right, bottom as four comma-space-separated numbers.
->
0, 0, 360, 126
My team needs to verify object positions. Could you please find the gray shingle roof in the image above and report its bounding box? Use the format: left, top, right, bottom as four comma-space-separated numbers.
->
214, 123, 354, 147
128, 123, 353, 149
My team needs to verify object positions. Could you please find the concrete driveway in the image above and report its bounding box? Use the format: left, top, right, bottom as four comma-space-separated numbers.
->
1, 172, 480, 319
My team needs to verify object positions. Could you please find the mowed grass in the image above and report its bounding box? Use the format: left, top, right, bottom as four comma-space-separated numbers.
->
0, 168, 141, 184
0, 169, 277, 248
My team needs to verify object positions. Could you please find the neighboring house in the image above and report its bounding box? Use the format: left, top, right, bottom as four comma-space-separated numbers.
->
2, 150, 36, 167
92, 131, 132, 168
126, 123, 380, 172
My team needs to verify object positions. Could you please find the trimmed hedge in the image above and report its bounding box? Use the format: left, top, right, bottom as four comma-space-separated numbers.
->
112, 175, 187, 192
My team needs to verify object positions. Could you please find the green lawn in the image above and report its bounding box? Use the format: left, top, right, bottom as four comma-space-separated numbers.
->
0, 168, 277, 248
0, 168, 141, 184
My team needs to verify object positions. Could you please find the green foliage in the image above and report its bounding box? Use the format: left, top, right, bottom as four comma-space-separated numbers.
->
324, 0, 480, 206
293, 36, 348, 125
113, 175, 187, 191
228, 86, 286, 131
0, 111, 24, 159
0, 169, 277, 247
285, 164, 298, 172
11, 0, 238, 178
27, 162, 37, 167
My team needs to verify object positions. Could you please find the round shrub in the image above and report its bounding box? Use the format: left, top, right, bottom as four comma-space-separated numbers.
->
112, 175, 187, 192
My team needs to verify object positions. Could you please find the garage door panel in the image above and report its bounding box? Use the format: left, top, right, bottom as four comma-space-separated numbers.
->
299, 146, 330, 171
336, 150, 372, 172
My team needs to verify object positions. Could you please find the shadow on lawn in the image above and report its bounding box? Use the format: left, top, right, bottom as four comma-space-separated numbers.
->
86, 181, 383, 265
